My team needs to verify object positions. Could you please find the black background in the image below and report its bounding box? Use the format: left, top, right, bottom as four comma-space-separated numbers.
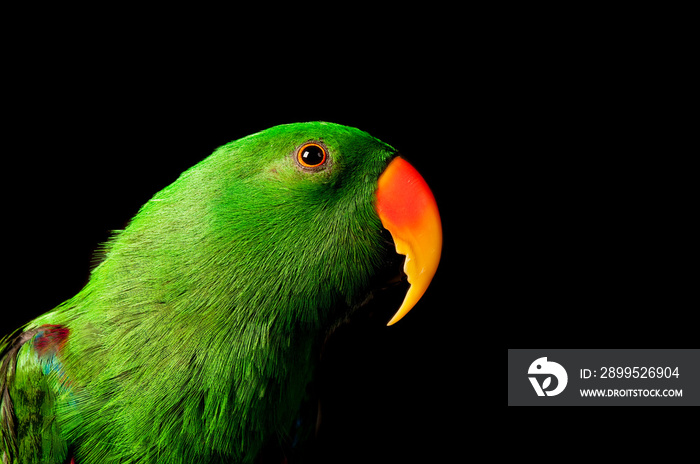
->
2, 10, 694, 461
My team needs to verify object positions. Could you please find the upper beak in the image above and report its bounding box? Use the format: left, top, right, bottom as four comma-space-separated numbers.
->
375, 156, 442, 326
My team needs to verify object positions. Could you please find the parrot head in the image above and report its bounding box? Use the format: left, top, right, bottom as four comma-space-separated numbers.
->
237, 121, 442, 328
107, 121, 442, 332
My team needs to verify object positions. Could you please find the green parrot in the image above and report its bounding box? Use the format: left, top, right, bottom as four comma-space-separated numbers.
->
0, 122, 442, 463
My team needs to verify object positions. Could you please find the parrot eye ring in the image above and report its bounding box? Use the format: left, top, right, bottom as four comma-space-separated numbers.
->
296, 142, 328, 170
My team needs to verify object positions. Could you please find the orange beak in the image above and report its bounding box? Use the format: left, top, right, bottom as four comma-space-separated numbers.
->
375, 157, 442, 326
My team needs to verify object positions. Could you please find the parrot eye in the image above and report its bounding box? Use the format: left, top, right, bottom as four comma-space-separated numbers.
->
297, 142, 328, 169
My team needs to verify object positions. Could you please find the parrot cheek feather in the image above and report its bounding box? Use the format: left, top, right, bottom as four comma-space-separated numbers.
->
334, 238, 409, 329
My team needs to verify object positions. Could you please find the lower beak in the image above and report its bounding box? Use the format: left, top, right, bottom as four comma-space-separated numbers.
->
375, 157, 442, 326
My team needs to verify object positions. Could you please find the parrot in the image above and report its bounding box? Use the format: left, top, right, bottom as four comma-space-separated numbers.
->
0, 122, 442, 463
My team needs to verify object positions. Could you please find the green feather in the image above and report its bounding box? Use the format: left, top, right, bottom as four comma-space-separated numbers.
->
2, 122, 398, 463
